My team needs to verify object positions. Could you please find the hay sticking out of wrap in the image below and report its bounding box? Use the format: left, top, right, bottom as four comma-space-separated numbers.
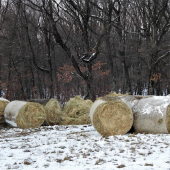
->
59, 96, 93, 125
90, 98, 133, 137
44, 98, 62, 125
5, 101, 46, 129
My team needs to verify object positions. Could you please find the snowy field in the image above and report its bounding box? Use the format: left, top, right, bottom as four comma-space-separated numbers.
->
0, 125, 170, 170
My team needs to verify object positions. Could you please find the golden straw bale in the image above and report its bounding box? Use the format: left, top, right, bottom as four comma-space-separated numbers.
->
0, 98, 10, 116
44, 98, 62, 125
0, 98, 10, 124
76, 113, 91, 124
59, 96, 92, 125
58, 116, 75, 125
59, 113, 91, 125
90, 98, 133, 137
4, 101, 46, 129
59, 95, 92, 125
64, 96, 93, 118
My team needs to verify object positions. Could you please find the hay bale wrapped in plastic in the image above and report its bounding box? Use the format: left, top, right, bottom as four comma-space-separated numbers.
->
0, 98, 10, 124
59, 96, 93, 125
89, 98, 133, 137
4, 100, 46, 128
106, 92, 154, 109
132, 95, 170, 134
44, 98, 62, 125
106, 92, 138, 109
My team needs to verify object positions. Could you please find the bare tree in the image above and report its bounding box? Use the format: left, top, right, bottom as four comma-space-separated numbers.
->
129, 0, 170, 95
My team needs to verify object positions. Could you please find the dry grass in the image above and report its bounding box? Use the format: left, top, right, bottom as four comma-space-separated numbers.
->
59, 96, 92, 125
44, 98, 62, 125
0, 100, 9, 116
0, 100, 9, 124
16, 102, 46, 129
91, 99, 133, 136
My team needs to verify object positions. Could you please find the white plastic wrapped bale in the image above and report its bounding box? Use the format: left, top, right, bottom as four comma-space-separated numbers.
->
118, 95, 140, 109
0, 98, 10, 124
132, 96, 170, 134
4, 100, 46, 129
89, 98, 133, 137
106, 95, 153, 109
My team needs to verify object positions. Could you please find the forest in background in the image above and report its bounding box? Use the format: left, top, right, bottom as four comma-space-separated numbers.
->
0, 0, 170, 103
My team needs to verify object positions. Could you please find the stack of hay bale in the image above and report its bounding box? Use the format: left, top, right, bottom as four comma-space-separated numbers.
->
59, 96, 93, 125
90, 92, 170, 136
28, 98, 62, 126
2, 96, 92, 129
2, 91, 170, 135
105, 92, 170, 134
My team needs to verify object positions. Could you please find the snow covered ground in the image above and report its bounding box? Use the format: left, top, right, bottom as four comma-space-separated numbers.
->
0, 125, 170, 170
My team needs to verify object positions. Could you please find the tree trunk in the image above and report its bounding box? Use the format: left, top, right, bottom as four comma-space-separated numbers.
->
106, 37, 116, 92
122, 56, 132, 94
84, 63, 96, 101
0, 56, 1, 96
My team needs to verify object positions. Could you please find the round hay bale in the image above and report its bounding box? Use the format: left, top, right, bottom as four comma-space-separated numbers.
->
0, 98, 10, 124
4, 100, 46, 129
64, 96, 93, 118
89, 98, 133, 137
105, 92, 139, 109
133, 96, 170, 134
59, 95, 92, 125
105, 92, 153, 109
0, 98, 10, 116
44, 98, 62, 125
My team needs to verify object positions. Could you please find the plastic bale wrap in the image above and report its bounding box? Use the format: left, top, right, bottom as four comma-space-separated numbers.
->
106, 92, 154, 111
89, 98, 133, 137
44, 98, 62, 125
4, 100, 46, 129
132, 95, 170, 134
0, 98, 10, 124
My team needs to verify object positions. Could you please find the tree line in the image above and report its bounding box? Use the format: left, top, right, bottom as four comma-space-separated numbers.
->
0, 0, 170, 102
